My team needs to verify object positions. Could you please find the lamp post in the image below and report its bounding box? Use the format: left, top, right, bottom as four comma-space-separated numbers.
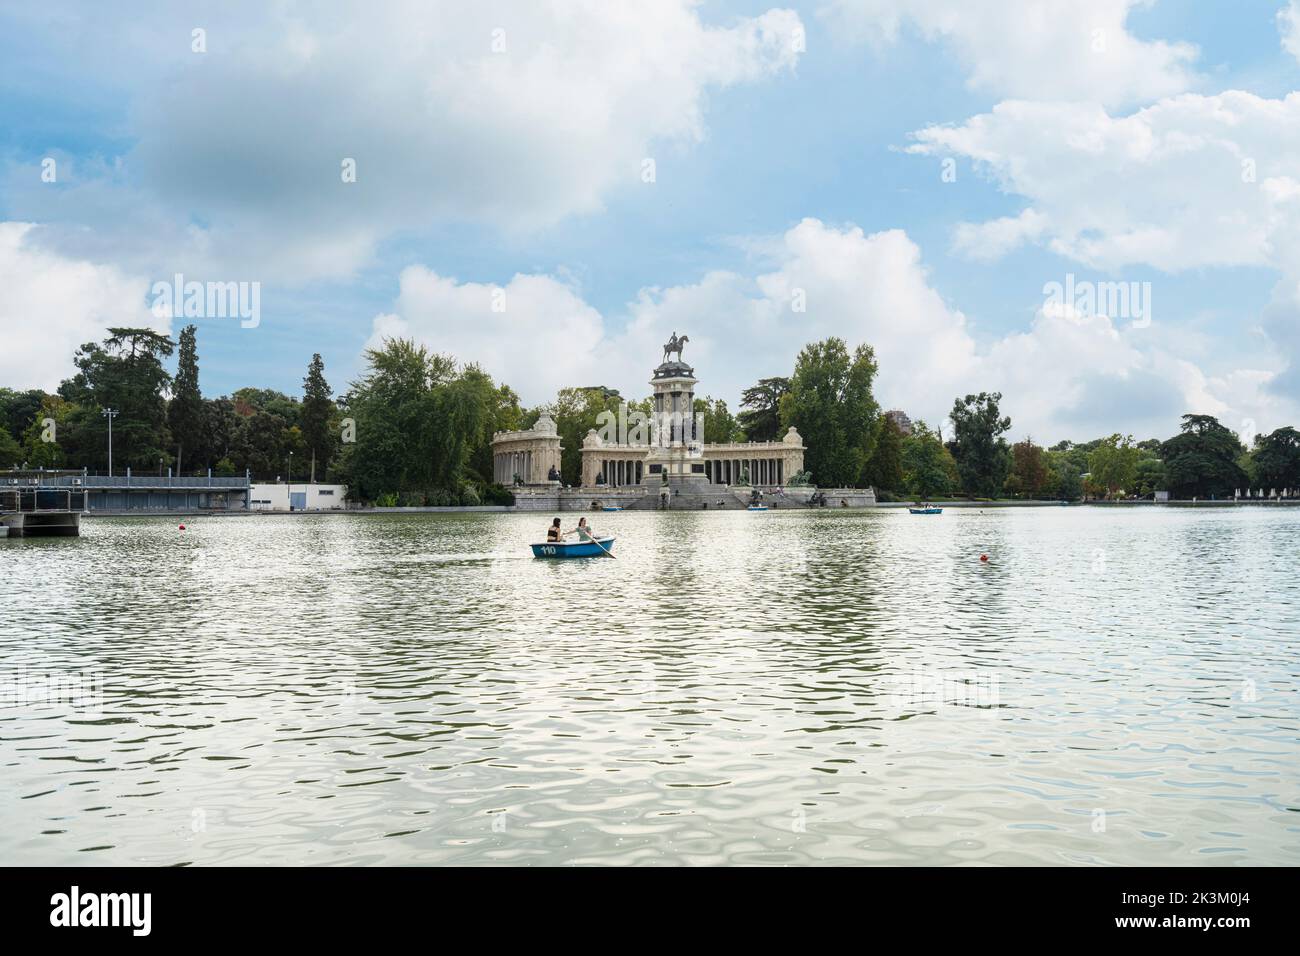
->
101, 408, 118, 476
287, 451, 293, 512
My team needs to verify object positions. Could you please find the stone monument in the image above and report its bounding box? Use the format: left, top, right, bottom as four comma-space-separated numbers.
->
644, 332, 708, 489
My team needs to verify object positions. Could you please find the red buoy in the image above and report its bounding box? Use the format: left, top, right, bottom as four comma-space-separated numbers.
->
980, 553, 988, 562
179, 524, 186, 531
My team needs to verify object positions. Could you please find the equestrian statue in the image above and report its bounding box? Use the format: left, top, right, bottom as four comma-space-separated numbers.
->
662, 332, 689, 364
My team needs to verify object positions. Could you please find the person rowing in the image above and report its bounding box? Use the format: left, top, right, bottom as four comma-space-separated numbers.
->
565, 516, 597, 541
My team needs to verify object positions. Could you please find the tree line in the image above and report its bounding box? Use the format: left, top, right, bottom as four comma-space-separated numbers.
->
715, 336, 1300, 501
3, 328, 1298, 503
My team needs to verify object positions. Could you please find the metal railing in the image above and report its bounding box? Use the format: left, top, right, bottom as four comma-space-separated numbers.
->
0, 488, 87, 512
31, 475, 250, 489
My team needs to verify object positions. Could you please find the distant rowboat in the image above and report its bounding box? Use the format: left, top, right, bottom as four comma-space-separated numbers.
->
601, 506, 623, 512
747, 505, 769, 511
909, 507, 943, 515
531, 537, 616, 559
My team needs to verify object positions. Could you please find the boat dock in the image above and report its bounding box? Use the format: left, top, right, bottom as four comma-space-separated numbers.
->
1, 480, 84, 537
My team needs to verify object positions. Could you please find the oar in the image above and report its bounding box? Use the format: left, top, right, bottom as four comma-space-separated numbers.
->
564, 527, 616, 559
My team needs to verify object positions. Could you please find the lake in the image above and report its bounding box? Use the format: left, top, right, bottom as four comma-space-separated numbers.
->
1, 507, 1297, 866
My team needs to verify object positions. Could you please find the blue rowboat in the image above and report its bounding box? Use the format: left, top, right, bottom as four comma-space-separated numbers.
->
747, 505, 769, 511
909, 507, 943, 515
602, 506, 623, 512
531, 537, 615, 559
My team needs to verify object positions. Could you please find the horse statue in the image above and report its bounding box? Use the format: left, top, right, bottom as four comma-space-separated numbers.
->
662, 332, 689, 364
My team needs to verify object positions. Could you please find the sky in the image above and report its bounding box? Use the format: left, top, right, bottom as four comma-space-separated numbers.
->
2, 0, 1300, 443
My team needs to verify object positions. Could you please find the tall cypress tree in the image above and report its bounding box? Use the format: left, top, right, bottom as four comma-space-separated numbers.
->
301, 353, 336, 482
168, 325, 204, 474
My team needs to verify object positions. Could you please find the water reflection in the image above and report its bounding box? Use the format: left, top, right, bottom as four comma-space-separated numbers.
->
1, 508, 1297, 865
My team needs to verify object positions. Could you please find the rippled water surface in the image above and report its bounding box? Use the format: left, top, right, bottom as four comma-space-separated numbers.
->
1, 508, 1297, 866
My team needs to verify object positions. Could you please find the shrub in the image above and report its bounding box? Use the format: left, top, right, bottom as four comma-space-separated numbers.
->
482, 483, 516, 505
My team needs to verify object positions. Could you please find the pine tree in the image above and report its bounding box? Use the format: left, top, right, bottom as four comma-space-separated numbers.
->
168, 325, 204, 474
301, 353, 336, 482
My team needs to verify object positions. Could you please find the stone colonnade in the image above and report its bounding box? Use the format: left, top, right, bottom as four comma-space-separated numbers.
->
490, 413, 563, 486
576, 428, 806, 489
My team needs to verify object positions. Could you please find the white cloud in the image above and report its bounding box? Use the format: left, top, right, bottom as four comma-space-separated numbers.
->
366, 218, 1291, 441
819, 0, 1198, 107
368, 219, 979, 416
908, 91, 1300, 407
365, 268, 606, 403
909, 93, 1300, 273
0, 223, 169, 392
1281, 1, 1300, 62
953, 208, 1048, 261
6, 1, 804, 283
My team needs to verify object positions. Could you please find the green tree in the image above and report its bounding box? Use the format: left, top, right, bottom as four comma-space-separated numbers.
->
0, 388, 47, 441
862, 413, 905, 494
232, 387, 301, 425
332, 339, 498, 503
1160, 414, 1246, 498
782, 338, 879, 487
550, 386, 628, 486
737, 377, 790, 442
1132, 456, 1166, 497
0, 425, 22, 467
168, 324, 205, 474
695, 396, 742, 444
1005, 439, 1049, 497
205, 398, 240, 468
21, 395, 74, 468
1050, 455, 1085, 500
301, 353, 337, 482
468, 383, 524, 484
1252, 426, 1300, 490
901, 420, 956, 500
948, 391, 1012, 497
334, 339, 439, 498
234, 411, 293, 480
1087, 434, 1140, 499
58, 328, 175, 472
